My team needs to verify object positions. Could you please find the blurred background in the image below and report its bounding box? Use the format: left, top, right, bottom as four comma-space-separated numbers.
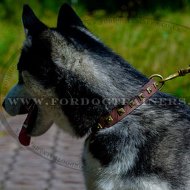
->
0, 0, 190, 101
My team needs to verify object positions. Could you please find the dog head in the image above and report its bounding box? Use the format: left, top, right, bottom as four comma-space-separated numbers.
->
2, 4, 95, 144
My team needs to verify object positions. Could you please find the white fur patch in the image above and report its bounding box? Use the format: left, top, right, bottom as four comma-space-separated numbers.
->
139, 177, 171, 190
22, 71, 75, 136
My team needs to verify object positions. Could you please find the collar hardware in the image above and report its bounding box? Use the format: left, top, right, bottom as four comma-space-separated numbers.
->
95, 66, 190, 131
96, 78, 159, 130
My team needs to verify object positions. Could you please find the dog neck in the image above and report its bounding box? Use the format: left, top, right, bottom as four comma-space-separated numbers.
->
55, 54, 149, 137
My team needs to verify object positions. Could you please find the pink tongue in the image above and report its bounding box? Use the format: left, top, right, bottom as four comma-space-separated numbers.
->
18, 105, 35, 146
18, 126, 31, 146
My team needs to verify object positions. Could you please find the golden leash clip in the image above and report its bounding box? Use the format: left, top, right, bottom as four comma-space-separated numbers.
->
149, 65, 190, 90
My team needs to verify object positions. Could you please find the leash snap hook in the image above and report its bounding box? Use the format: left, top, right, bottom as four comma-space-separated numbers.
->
149, 65, 190, 89
160, 65, 190, 83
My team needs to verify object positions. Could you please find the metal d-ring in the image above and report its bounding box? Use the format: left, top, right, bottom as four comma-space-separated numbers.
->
149, 74, 165, 90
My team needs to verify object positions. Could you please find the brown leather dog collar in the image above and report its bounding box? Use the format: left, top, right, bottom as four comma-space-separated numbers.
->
96, 79, 160, 130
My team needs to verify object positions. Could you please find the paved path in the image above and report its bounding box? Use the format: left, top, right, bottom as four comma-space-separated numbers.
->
0, 114, 86, 190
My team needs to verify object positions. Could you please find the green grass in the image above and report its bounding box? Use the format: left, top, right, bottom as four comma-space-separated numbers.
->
1, 8, 190, 105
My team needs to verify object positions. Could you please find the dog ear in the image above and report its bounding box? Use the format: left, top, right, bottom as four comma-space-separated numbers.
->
22, 4, 47, 36
57, 3, 84, 31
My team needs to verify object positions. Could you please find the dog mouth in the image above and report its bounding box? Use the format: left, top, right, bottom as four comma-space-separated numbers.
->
18, 101, 38, 146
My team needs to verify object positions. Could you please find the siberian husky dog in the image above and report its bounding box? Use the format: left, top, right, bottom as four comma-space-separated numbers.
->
2, 4, 190, 190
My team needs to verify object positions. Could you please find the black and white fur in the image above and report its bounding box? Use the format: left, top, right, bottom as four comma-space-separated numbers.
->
3, 4, 190, 190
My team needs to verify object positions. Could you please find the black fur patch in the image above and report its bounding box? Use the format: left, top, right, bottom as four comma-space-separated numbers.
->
88, 131, 125, 166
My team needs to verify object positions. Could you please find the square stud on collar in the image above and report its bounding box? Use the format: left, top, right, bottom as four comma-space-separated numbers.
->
105, 115, 114, 124
117, 108, 125, 116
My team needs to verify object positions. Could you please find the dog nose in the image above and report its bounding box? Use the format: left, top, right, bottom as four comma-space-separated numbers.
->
2, 101, 5, 108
